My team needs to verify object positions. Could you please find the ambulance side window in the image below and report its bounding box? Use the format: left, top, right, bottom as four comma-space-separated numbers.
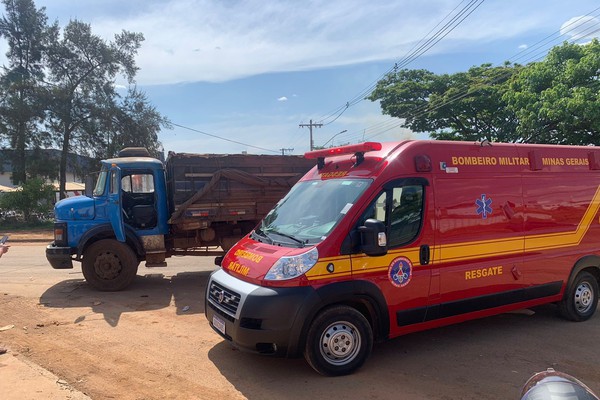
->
358, 192, 386, 226
389, 185, 423, 247
359, 184, 424, 248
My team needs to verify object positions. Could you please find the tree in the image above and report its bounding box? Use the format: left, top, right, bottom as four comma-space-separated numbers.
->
368, 63, 521, 142
0, 1, 168, 197
0, 0, 51, 184
0, 176, 54, 222
44, 20, 145, 198
369, 40, 600, 145
98, 87, 170, 160
503, 39, 600, 145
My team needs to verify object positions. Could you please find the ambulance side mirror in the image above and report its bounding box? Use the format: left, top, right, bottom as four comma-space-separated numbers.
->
358, 219, 388, 257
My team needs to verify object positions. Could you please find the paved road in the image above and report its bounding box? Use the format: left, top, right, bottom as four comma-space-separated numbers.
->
1, 244, 599, 399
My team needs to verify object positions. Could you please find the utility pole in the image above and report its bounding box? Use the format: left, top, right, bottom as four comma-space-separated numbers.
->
299, 119, 323, 151
279, 148, 294, 155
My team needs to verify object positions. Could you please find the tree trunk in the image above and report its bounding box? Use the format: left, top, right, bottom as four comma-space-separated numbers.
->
12, 120, 28, 185
59, 126, 71, 200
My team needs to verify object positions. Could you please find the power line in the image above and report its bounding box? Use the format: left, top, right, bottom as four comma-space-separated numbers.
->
402, 11, 600, 125
170, 122, 279, 154
335, 7, 600, 144
314, 0, 486, 126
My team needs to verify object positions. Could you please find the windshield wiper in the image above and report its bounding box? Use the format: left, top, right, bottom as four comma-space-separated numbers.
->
266, 229, 306, 247
253, 228, 274, 244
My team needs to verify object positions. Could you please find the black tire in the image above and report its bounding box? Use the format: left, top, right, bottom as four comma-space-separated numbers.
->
82, 239, 139, 291
558, 271, 599, 321
304, 305, 373, 376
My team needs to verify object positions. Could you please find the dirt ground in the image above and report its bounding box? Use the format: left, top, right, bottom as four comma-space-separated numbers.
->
1, 241, 600, 400
5, 229, 54, 242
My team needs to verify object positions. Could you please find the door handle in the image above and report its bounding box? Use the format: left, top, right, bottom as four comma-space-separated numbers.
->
420, 244, 430, 265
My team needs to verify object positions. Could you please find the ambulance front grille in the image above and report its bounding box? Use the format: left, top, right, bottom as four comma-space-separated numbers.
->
208, 281, 240, 317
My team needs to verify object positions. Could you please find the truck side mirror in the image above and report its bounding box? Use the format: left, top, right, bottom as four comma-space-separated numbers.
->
84, 174, 96, 197
358, 218, 387, 256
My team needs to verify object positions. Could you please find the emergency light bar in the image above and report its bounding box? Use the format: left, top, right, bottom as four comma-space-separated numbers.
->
305, 142, 382, 169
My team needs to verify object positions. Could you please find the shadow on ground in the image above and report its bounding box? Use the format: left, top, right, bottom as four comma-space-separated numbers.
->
39, 271, 211, 326
207, 304, 600, 400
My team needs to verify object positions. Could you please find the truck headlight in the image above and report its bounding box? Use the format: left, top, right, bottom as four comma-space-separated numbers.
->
264, 247, 319, 281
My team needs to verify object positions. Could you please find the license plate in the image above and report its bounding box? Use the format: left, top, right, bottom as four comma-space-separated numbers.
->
213, 315, 226, 335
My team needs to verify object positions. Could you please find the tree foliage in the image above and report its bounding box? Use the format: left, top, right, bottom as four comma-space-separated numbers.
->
44, 21, 148, 197
0, 0, 50, 184
97, 87, 171, 160
369, 39, 600, 145
0, 176, 54, 221
504, 40, 600, 145
0, 0, 170, 197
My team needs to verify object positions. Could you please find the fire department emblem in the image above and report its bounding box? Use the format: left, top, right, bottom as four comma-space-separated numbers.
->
388, 257, 412, 288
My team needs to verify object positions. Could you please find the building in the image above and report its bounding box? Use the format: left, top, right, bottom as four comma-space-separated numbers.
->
0, 149, 95, 197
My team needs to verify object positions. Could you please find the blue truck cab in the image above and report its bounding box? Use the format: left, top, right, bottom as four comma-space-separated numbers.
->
46, 148, 170, 291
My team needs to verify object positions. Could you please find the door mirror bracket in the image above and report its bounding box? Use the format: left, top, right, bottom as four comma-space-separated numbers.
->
358, 219, 388, 257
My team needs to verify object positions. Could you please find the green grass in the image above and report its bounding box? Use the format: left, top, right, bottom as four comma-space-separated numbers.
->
0, 220, 53, 231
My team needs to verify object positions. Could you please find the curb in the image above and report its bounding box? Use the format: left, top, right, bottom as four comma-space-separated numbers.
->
9, 239, 52, 243
0, 350, 91, 400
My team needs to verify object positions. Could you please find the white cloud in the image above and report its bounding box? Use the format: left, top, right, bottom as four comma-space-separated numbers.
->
518, 44, 528, 50
8, 1, 600, 86
38, 0, 581, 85
277, 96, 288, 102
561, 16, 600, 41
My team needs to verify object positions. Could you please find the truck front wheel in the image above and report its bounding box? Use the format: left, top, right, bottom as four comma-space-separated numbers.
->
82, 239, 139, 291
304, 305, 373, 376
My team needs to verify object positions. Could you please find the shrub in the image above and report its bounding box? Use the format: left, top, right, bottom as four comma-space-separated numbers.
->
0, 178, 55, 223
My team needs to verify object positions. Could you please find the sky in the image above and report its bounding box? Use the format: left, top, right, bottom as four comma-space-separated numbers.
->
2, 0, 600, 156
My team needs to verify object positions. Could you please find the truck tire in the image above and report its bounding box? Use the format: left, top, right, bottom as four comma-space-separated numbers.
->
82, 239, 139, 291
558, 271, 599, 321
304, 305, 373, 376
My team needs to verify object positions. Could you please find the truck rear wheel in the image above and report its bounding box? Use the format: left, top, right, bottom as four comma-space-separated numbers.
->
82, 239, 138, 291
558, 271, 599, 321
304, 305, 373, 376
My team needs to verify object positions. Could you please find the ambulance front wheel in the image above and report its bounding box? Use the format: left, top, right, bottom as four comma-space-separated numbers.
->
558, 271, 599, 322
304, 305, 373, 376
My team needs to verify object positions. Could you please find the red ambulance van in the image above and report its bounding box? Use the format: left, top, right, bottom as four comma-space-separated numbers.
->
205, 140, 600, 376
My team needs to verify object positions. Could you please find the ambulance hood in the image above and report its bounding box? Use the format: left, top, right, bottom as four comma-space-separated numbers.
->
220, 236, 318, 285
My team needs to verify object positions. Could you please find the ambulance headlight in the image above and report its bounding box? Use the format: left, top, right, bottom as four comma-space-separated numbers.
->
265, 247, 319, 280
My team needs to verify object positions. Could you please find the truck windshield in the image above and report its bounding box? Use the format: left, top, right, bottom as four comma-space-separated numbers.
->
256, 179, 371, 246
93, 170, 108, 196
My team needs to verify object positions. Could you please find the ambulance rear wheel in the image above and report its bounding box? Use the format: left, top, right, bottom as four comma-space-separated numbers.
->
82, 239, 138, 291
558, 271, 598, 321
304, 305, 373, 376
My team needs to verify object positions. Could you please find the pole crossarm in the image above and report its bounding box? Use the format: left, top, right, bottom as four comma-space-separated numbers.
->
299, 119, 323, 151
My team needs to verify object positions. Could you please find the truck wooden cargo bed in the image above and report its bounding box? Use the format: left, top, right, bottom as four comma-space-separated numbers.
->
165, 152, 314, 250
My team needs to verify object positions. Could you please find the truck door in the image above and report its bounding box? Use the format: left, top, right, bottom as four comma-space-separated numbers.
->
351, 178, 434, 336
120, 170, 158, 231
108, 165, 126, 242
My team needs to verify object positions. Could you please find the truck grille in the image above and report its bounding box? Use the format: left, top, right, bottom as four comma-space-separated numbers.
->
208, 281, 240, 317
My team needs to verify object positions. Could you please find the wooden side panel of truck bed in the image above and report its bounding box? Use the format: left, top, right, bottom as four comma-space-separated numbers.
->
166, 153, 315, 230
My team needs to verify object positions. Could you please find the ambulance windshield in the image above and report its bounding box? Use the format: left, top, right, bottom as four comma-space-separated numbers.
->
254, 178, 371, 247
